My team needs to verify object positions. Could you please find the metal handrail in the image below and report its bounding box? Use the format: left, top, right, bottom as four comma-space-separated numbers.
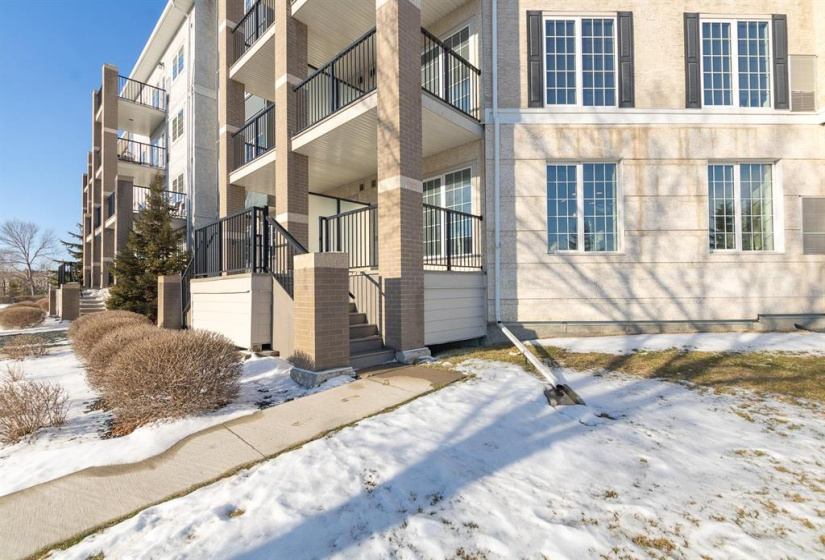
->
116, 138, 166, 169
133, 186, 187, 219
420, 28, 481, 120
232, 105, 275, 170
319, 205, 377, 269
231, 0, 275, 64
118, 75, 167, 112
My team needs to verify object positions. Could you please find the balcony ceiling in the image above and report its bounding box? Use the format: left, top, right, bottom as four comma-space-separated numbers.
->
293, 0, 471, 69
117, 161, 165, 190
117, 99, 166, 137
229, 149, 277, 194
229, 26, 277, 102
292, 91, 482, 193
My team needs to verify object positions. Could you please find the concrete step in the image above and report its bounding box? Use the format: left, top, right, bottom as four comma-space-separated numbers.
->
349, 312, 368, 326
350, 349, 396, 370
350, 335, 384, 354
350, 323, 378, 339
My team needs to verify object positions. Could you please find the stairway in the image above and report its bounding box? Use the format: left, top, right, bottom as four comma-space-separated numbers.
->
349, 301, 395, 370
79, 291, 107, 316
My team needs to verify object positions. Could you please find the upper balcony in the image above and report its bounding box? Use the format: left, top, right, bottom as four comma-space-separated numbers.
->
116, 138, 167, 187
229, 0, 276, 101
292, 27, 482, 192
116, 76, 167, 136
229, 104, 276, 191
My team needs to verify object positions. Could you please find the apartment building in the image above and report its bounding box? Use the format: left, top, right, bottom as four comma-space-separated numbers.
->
82, 0, 217, 289
177, 0, 822, 377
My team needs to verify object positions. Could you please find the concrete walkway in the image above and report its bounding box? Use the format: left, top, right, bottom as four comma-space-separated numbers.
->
0, 366, 461, 560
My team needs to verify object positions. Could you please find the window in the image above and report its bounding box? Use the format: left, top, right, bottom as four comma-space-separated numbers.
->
171, 110, 184, 142
172, 174, 184, 193
421, 25, 472, 113
423, 168, 473, 258
544, 17, 617, 106
547, 163, 619, 252
172, 47, 184, 80
701, 20, 772, 107
708, 163, 776, 252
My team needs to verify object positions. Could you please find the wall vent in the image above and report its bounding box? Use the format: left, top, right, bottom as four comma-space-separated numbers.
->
802, 197, 825, 255
790, 54, 816, 112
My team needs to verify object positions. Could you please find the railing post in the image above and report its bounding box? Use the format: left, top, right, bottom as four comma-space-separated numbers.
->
445, 209, 452, 271
442, 45, 450, 105
249, 208, 257, 272
262, 207, 270, 273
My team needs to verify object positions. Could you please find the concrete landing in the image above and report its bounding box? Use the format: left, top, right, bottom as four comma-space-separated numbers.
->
0, 366, 461, 560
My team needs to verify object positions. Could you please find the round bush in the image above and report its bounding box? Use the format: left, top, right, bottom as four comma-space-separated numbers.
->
104, 330, 242, 431
68, 310, 150, 342
2, 335, 48, 361
71, 314, 152, 360
85, 324, 163, 388
0, 307, 45, 330
9, 301, 41, 310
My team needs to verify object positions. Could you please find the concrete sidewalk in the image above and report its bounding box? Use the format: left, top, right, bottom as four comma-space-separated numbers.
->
0, 366, 461, 560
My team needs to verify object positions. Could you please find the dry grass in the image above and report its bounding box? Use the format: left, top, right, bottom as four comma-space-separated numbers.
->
70, 312, 152, 360
85, 325, 163, 387
9, 301, 41, 309
1, 334, 49, 361
434, 343, 825, 403
0, 306, 45, 329
67, 310, 147, 340
103, 330, 242, 434
37, 298, 50, 313
0, 364, 68, 444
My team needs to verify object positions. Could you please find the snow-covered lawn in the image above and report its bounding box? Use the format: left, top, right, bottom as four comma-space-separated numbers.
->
0, 316, 68, 335
533, 331, 825, 355
0, 350, 352, 497
52, 355, 825, 559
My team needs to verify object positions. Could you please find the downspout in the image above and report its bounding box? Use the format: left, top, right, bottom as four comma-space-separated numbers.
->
172, 0, 194, 248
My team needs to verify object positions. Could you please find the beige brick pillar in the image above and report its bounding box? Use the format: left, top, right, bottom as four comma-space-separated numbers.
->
289, 253, 353, 387
99, 65, 119, 288
59, 283, 81, 322
115, 176, 135, 251
218, 0, 247, 217
376, 0, 428, 362
274, 0, 309, 247
157, 275, 183, 329
48, 287, 58, 317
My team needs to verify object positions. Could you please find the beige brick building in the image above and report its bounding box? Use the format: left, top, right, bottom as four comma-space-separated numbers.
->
86, 0, 825, 369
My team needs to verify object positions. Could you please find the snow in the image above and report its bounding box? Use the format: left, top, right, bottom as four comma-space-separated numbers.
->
0, 352, 352, 497
52, 358, 825, 559
533, 331, 825, 355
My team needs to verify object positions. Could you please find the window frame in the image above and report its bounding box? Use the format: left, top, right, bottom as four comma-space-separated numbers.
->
546, 160, 623, 254
542, 14, 619, 108
171, 110, 184, 142
699, 17, 774, 110
707, 160, 782, 253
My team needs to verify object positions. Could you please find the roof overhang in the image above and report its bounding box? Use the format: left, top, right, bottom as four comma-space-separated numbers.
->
129, 0, 194, 84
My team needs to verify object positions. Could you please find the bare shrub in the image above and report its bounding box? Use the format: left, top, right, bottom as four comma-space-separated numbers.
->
0, 296, 11, 304
68, 310, 148, 341
37, 298, 50, 313
0, 307, 45, 330
0, 364, 68, 444
85, 324, 163, 388
104, 330, 241, 433
2, 335, 48, 361
71, 313, 151, 360
9, 301, 41, 310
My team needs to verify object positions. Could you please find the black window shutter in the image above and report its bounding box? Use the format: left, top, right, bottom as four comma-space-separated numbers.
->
617, 12, 635, 108
684, 13, 701, 108
772, 14, 790, 110
527, 11, 543, 107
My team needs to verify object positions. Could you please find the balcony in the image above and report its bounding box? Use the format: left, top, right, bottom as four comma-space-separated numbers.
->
229, 0, 277, 100
117, 76, 167, 136
116, 138, 166, 186
133, 186, 187, 220
228, 105, 276, 191
292, 27, 482, 192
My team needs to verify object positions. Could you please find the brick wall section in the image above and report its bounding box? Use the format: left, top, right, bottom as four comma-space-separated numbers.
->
218, 0, 246, 217
115, 176, 134, 252
376, 0, 425, 352
292, 253, 350, 371
59, 283, 80, 322
274, 0, 310, 247
99, 65, 119, 288
157, 275, 183, 329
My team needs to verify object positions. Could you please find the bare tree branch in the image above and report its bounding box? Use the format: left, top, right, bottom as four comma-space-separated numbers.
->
0, 220, 58, 296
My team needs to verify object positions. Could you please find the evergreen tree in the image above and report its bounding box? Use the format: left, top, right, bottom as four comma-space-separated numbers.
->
108, 174, 190, 322
59, 223, 84, 280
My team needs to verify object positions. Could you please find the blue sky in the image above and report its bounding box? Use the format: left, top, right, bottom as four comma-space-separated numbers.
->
0, 0, 166, 258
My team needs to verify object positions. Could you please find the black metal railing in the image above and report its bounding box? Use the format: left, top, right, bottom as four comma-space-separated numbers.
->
191, 207, 306, 297
319, 205, 377, 269
93, 207, 101, 230
232, 105, 275, 171
232, 0, 275, 64
421, 29, 481, 120
295, 28, 376, 133
423, 204, 483, 270
133, 186, 187, 219
117, 138, 166, 169
181, 257, 193, 327
118, 75, 167, 112
107, 193, 116, 219
95, 88, 102, 109
57, 262, 76, 287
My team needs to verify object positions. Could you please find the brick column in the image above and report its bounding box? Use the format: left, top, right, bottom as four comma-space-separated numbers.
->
99, 65, 119, 288
289, 253, 353, 387
218, 0, 247, 216
376, 0, 428, 361
114, 176, 135, 251
48, 287, 57, 317
59, 283, 81, 321
274, 0, 309, 247
157, 275, 183, 329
